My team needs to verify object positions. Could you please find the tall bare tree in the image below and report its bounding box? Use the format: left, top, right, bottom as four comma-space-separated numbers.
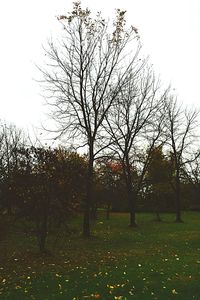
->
164, 97, 199, 222
39, 2, 141, 236
105, 66, 167, 227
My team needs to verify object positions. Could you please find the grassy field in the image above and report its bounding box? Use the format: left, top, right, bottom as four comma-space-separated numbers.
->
0, 212, 199, 299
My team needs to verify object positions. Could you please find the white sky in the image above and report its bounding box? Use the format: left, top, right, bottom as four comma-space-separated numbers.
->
0, 0, 200, 132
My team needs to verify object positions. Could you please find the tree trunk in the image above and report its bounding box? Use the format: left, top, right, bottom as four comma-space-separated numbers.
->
127, 179, 137, 227
129, 198, 137, 227
155, 195, 162, 222
106, 202, 111, 220
83, 205, 90, 237
90, 204, 97, 220
175, 173, 183, 223
6, 189, 12, 215
123, 157, 137, 228
155, 211, 162, 222
37, 216, 48, 253
83, 144, 94, 237
7, 200, 12, 215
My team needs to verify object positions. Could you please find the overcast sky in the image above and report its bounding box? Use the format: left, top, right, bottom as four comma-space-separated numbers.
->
0, 0, 200, 132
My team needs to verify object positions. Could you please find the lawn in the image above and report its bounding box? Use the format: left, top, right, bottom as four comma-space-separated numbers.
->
0, 212, 199, 299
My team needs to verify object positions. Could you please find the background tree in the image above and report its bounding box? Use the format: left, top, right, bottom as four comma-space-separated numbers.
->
40, 2, 141, 236
105, 66, 166, 227
145, 145, 172, 220
95, 158, 125, 219
164, 97, 199, 222
0, 123, 26, 215
15, 147, 87, 253
131, 109, 167, 216
182, 155, 200, 211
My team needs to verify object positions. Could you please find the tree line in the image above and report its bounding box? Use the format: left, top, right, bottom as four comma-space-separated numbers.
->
0, 120, 199, 252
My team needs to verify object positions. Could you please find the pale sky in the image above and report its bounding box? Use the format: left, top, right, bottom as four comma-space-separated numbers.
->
0, 0, 200, 132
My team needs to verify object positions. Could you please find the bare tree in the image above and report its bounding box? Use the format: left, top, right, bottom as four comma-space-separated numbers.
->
164, 97, 199, 222
0, 123, 26, 214
184, 155, 200, 210
39, 2, 141, 236
133, 115, 167, 219
105, 66, 167, 227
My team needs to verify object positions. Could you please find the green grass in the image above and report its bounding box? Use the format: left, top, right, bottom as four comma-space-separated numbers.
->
0, 212, 200, 299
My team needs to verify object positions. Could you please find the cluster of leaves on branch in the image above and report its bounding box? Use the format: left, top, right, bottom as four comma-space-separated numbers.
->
11, 147, 87, 221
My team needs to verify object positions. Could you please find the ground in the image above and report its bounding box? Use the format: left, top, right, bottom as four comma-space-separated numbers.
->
0, 212, 199, 299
